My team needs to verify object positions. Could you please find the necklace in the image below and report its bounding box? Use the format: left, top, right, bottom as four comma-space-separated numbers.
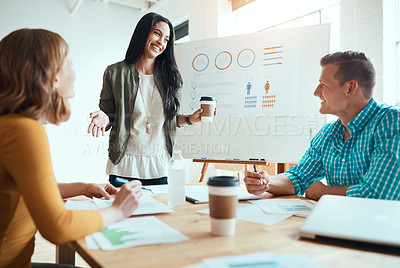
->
138, 76, 156, 134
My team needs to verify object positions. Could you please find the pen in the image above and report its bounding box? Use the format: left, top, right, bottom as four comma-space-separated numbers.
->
253, 165, 265, 185
253, 165, 259, 173
141, 187, 154, 194
115, 177, 153, 194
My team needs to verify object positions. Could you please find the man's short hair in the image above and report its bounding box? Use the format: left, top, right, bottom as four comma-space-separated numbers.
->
320, 51, 375, 98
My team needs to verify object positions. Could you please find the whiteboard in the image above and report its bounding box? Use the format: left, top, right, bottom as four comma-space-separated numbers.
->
175, 24, 330, 163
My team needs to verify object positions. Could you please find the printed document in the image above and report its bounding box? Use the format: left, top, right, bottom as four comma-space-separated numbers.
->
87, 216, 189, 250
250, 198, 316, 217
65, 191, 173, 215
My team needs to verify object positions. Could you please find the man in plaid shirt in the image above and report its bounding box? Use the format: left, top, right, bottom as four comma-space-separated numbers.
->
244, 51, 400, 201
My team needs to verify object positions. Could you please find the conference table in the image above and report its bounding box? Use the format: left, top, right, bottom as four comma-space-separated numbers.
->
57, 193, 400, 268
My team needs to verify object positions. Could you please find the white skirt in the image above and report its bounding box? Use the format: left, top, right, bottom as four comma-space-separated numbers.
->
106, 153, 169, 179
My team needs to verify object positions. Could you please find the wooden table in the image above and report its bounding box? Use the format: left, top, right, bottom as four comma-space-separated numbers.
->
192, 159, 269, 182
58, 194, 400, 268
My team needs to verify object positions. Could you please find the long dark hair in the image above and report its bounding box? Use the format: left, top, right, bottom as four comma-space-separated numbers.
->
124, 12, 182, 120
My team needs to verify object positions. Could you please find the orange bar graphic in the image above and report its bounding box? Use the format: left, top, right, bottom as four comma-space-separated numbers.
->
264, 46, 283, 50
263, 62, 282, 66
264, 51, 280, 55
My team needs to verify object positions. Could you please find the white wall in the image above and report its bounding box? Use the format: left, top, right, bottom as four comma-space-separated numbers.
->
340, 0, 398, 104
0, 0, 143, 183
0, 0, 220, 183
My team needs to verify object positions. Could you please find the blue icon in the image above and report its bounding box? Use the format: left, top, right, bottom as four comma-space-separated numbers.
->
246, 82, 252, 95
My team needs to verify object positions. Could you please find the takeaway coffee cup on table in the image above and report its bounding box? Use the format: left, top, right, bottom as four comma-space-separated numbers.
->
207, 176, 240, 236
200, 96, 216, 122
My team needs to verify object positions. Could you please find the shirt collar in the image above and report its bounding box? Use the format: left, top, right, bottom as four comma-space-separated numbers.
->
347, 98, 379, 135
331, 119, 345, 149
329, 98, 379, 148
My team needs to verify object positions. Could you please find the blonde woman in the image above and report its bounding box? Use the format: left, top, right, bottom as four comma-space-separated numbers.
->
0, 28, 142, 268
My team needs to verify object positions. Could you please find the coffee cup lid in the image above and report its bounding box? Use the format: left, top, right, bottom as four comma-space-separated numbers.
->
200, 96, 216, 102
207, 176, 239, 186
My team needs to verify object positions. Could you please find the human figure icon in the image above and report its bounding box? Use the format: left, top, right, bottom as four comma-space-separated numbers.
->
246, 82, 252, 95
264, 80, 270, 94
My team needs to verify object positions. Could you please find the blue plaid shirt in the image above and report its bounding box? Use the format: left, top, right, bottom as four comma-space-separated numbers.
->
285, 99, 400, 200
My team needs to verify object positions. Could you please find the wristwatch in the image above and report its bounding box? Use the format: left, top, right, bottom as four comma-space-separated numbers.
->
185, 116, 193, 125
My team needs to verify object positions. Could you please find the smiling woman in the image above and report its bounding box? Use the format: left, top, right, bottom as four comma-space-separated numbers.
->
86, 12, 208, 187
142, 22, 170, 59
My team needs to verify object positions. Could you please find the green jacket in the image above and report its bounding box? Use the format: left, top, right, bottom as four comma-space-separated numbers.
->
99, 61, 178, 165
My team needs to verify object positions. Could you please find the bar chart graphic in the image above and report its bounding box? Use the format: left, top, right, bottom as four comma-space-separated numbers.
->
263, 46, 283, 66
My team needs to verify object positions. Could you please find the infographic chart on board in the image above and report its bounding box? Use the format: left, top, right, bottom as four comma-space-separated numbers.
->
174, 24, 330, 162
177, 29, 300, 117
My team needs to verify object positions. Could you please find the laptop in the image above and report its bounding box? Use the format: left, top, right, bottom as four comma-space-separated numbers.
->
298, 195, 400, 248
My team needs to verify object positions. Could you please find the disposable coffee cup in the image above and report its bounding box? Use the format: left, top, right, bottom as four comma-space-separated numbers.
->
207, 176, 240, 236
200, 96, 216, 122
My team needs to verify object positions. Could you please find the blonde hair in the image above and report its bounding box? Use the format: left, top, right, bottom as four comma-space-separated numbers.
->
0, 28, 71, 124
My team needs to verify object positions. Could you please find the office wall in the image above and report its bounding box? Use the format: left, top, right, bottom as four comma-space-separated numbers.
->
0, 0, 221, 183
341, 0, 398, 104
0, 0, 143, 183
150, 0, 219, 41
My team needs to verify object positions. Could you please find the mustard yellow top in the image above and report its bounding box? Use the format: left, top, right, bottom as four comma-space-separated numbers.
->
0, 114, 103, 268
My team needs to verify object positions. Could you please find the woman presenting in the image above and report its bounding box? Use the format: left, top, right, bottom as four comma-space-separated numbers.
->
88, 12, 206, 186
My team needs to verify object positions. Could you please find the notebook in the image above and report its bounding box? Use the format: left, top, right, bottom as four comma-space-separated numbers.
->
298, 195, 400, 247
185, 185, 262, 204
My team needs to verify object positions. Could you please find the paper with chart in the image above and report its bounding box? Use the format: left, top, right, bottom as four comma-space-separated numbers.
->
65, 191, 173, 215
177, 29, 300, 117
249, 199, 316, 217
197, 203, 292, 225
197, 199, 316, 225
88, 216, 189, 250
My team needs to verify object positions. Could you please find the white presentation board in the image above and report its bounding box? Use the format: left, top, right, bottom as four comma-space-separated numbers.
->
175, 24, 330, 163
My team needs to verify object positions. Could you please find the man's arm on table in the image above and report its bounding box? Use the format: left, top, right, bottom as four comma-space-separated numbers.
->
305, 181, 350, 200
244, 171, 295, 196
245, 171, 351, 201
